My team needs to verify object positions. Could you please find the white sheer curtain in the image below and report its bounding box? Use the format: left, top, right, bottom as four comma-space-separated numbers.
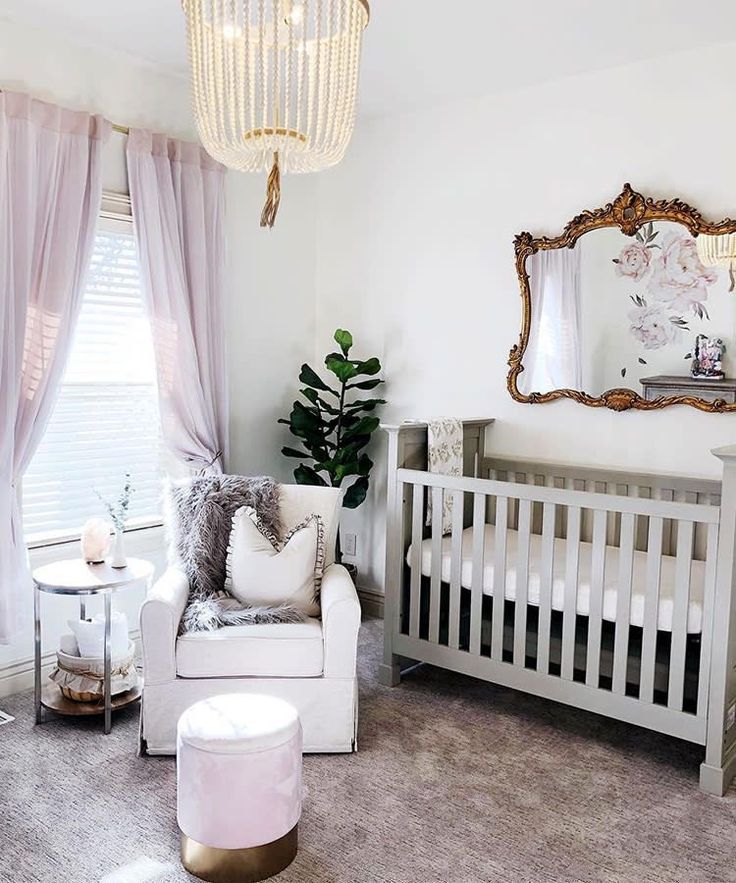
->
520, 248, 583, 394
126, 131, 228, 475
0, 92, 109, 643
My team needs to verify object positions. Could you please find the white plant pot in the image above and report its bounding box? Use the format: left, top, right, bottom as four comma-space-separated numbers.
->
110, 529, 127, 569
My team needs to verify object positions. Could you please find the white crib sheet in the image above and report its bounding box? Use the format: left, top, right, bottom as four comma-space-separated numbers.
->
407, 525, 706, 633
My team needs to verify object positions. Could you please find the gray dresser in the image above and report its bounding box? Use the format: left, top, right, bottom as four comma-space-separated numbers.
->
640, 374, 736, 403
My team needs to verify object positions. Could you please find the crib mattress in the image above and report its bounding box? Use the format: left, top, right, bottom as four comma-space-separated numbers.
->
407, 525, 706, 633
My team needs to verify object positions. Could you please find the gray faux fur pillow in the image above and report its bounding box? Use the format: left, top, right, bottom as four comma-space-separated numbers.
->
167, 474, 307, 632
167, 474, 282, 595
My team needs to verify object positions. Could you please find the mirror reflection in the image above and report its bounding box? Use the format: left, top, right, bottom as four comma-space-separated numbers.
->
510, 186, 736, 410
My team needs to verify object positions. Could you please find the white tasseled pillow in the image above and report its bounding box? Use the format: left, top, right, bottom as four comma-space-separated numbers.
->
225, 506, 324, 617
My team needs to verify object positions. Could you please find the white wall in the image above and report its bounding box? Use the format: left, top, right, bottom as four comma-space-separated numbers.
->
314, 41, 736, 592
226, 173, 318, 481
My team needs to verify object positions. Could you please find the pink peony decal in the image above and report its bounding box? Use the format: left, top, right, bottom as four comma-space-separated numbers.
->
613, 225, 718, 365
613, 242, 651, 281
646, 232, 718, 317
628, 300, 681, 350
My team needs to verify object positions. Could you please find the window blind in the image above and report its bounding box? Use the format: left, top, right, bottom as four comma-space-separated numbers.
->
23, 225, 164, 542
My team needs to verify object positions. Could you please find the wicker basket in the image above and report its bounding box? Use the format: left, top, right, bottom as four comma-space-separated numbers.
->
50, 641, 138, 702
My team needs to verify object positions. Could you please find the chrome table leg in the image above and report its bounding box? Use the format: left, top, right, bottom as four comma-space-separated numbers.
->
104, 593, 112, 734
34, 582, 42, 725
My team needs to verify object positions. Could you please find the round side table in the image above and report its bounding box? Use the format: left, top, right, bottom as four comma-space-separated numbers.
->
33, 557, 154, 734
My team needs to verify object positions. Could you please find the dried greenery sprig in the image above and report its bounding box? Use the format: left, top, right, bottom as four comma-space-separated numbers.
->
95, 472, 134, 532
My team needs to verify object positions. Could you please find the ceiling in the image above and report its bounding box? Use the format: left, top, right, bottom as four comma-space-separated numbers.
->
3, 0, 736, 117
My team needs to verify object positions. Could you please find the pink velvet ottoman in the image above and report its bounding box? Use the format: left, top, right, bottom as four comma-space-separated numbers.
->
177, 694, 302, 883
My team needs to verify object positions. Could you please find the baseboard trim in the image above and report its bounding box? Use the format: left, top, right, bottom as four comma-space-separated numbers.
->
357, 587, 384, 619
0, 630, 141, 700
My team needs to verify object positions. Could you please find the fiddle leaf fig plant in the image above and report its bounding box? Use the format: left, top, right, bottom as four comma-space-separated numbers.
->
280, 329, 385, 536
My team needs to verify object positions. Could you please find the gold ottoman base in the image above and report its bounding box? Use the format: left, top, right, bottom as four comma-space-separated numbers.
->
181, 824, 298, 883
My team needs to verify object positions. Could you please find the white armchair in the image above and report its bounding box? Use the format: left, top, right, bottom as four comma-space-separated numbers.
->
139, 485, 362, 755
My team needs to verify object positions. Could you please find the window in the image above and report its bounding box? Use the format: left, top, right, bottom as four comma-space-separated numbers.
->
22, 209, 164, 543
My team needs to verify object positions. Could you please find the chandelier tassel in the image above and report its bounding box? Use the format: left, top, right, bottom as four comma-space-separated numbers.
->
260, 152, 281, 229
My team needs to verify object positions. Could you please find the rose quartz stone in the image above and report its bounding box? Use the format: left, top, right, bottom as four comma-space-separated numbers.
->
177, 694, 302, 850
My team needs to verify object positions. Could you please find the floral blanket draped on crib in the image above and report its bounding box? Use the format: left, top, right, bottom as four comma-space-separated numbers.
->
425, 418, 463, 535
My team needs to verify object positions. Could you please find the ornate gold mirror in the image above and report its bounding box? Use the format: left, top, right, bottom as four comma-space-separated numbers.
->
508, 184, 736, 411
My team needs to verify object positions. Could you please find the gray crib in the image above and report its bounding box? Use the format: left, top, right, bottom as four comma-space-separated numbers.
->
379, 419, 736, 795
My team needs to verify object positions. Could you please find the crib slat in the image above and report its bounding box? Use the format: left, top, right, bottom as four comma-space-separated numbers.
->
581, 482, 595, 543
536, 503, 555, 674
585, 509, 607, 688
640, 516, 664, 704
514, 499, 532, 667
491, 496, 508, 661
448, 491, 464, 650
409, 483, 424, 639
561, 505, 581, 680
469, 493, 485, 656
631, 484, 650, 552
697, 522, 719, 720
668, 519, 694, 711
428, 486, 443, 644
612, 513, 635, 695
606, 483, 618, 546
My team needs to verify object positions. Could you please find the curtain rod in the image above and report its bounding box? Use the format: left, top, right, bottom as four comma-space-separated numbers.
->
0, 91, 132, 135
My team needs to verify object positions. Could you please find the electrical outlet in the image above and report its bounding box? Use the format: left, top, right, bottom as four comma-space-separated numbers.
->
343, 532, 357, 557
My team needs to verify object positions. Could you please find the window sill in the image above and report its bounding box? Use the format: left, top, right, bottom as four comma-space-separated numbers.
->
26, 518, 164, 551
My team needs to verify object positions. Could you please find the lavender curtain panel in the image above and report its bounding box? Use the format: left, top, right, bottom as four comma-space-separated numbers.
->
0, 92, 109, 643
126, 131, 228, 476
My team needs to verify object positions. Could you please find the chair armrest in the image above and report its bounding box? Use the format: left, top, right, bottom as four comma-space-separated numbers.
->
321, 563, 361, 678
139, 566, 190, 685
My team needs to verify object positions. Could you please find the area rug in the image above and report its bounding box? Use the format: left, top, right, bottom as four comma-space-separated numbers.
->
2, 619, 734, 883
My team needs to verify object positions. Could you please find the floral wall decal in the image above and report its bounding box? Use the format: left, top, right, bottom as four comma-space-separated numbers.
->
613, 224, 719, 363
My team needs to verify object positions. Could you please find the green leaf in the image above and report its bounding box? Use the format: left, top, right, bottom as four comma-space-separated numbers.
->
300, 387, 319, 405
353, 357, 381, 376
331, 440, 366, 466
293, 464, 328, 487
316, 396, 340, 415
342, 416, 379, 441
345, 397, 387, 413
335, 453, 373, 483
282, 447, 311, 459
333, 463, 356, 483
334, 329, 353, 356
346, 378, 384, 391
342, 476, 369, 509
314, 456, 338, 473
325, 353, 358, 383
299, 364, 337, 395
289, 401, 324, 434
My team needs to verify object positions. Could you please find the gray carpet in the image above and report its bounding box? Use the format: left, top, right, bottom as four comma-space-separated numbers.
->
2, 618, 735, 883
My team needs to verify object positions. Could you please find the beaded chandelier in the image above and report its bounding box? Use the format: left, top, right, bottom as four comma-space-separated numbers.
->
696, 233, 736, 292
181, 0, 370, 227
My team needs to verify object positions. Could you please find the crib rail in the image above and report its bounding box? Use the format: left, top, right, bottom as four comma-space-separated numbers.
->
483, 455, 721, 560
389, 467, 720, 745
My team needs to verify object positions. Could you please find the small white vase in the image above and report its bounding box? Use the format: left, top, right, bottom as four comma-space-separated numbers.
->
110, 528, 127, 569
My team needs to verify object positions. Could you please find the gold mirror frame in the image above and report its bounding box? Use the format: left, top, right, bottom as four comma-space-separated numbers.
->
508, 183, 736, 412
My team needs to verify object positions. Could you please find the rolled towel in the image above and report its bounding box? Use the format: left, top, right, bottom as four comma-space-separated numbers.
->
58, 633, 79, 657
67, 611, 129, 659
